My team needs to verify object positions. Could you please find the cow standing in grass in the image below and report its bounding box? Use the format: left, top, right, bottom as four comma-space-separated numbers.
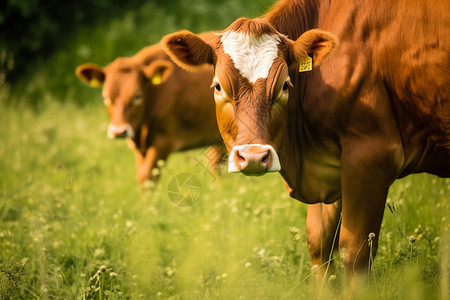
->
76, 39, 225, 187
163, 0, 450, 280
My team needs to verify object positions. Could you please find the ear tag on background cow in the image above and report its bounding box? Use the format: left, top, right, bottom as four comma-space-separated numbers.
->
299, 54, 313, 72
152, 72, 162, 85
89, 78, 101, 87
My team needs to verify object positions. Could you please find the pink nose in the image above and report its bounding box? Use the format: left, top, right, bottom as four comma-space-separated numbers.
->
108, 124, 134, 139
228, 144, 281, 175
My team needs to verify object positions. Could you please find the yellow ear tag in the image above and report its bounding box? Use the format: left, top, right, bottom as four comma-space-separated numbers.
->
89, 78, 101, 87
152, 73, 162, 85
299, 54, 313, 72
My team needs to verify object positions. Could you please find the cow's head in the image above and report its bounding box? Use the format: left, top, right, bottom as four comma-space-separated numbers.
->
76, 56, 174, 139
163, 18, 337, 175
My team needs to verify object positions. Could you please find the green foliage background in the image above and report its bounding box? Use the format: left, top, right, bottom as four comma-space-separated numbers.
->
0, 0, 449, 299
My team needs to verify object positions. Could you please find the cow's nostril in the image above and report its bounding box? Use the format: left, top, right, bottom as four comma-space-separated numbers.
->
237, 151, 246, 164
261, 151, 270, 165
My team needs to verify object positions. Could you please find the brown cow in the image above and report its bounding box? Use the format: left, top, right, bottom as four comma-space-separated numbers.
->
163, 0, 450, 280
76, 40, 224, 186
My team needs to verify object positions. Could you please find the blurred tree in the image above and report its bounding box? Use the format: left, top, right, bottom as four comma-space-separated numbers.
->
0, 0, 142, 83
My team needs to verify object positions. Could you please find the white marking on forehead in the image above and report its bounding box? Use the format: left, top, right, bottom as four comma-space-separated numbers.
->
221, 31, 281, 83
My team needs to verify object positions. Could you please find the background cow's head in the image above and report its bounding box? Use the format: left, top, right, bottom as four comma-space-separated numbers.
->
76, 56, 174, 139
163, 18, 338, 175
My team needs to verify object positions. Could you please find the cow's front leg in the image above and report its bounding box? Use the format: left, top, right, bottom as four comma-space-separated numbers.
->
306, 200, 342, 278
339, 181, 388, 283
137, 145, 171, 187
128, 138, 170, 189
337, 80, 404, 282
339, 144, 401, 282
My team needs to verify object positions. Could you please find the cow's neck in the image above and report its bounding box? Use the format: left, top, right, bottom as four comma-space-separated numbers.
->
264, 0, 320, 40
266, 0, 342, 204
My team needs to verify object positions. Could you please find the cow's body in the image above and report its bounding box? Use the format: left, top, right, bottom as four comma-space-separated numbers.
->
269, 0, 450, 203
163, 0, 449, 279
76, 38, 224, 186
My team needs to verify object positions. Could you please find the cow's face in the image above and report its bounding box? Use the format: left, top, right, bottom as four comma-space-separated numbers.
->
76, 59, 174, 139
163, 18, 338, 175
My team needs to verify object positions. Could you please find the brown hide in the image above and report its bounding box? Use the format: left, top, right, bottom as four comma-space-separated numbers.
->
76, 37, 224, 186
163, 0, 450, 279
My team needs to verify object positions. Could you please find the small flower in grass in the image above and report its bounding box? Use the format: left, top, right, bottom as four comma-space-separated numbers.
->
165, 267, 175, 277
151, 167, 160, 177
100, 265, 107, 273
110, 272, 117, 278
257, 248, 266, 257
414, 225, 422, 233
244, 262, 252, 268
311, 264, 320, 272
156, 159, 165, 168
409, 235, 416, 244
253, 208, 262, 217
142, 180, 156, 190
238, 186, 247, 194
94, 248, 105, 258
289, 226, 300, 234
328, 275, 337, 283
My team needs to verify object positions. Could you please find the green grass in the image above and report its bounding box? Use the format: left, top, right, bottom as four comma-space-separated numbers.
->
1, 0, 449, 298
1, 90, 449, 299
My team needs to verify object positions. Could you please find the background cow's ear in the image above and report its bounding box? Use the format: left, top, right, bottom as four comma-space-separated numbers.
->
162, 30, 215, 70
75, 63, 105, 87
289, 29, 339, 70
143, 60, 174, 85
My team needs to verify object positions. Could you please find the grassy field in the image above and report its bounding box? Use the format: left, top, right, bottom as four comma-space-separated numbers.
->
1, 89, 449, 300
1, 0, 449, 299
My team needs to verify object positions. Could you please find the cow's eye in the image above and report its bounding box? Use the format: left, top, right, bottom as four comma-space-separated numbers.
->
282, 81, 290, 91
214, 83, 221, 92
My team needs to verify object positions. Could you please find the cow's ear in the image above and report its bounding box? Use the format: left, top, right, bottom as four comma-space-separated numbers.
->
75, 63, 105, 87
143, 60, 174, 85
289, 29, 338, 71
162, 30, 215, 70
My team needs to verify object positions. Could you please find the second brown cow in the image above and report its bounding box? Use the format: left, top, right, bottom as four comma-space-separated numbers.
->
76, 40, 224, 186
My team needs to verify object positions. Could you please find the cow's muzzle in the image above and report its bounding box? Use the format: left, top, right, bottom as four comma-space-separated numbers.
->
108, 124, 134, 139
228, 144, 281, 175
